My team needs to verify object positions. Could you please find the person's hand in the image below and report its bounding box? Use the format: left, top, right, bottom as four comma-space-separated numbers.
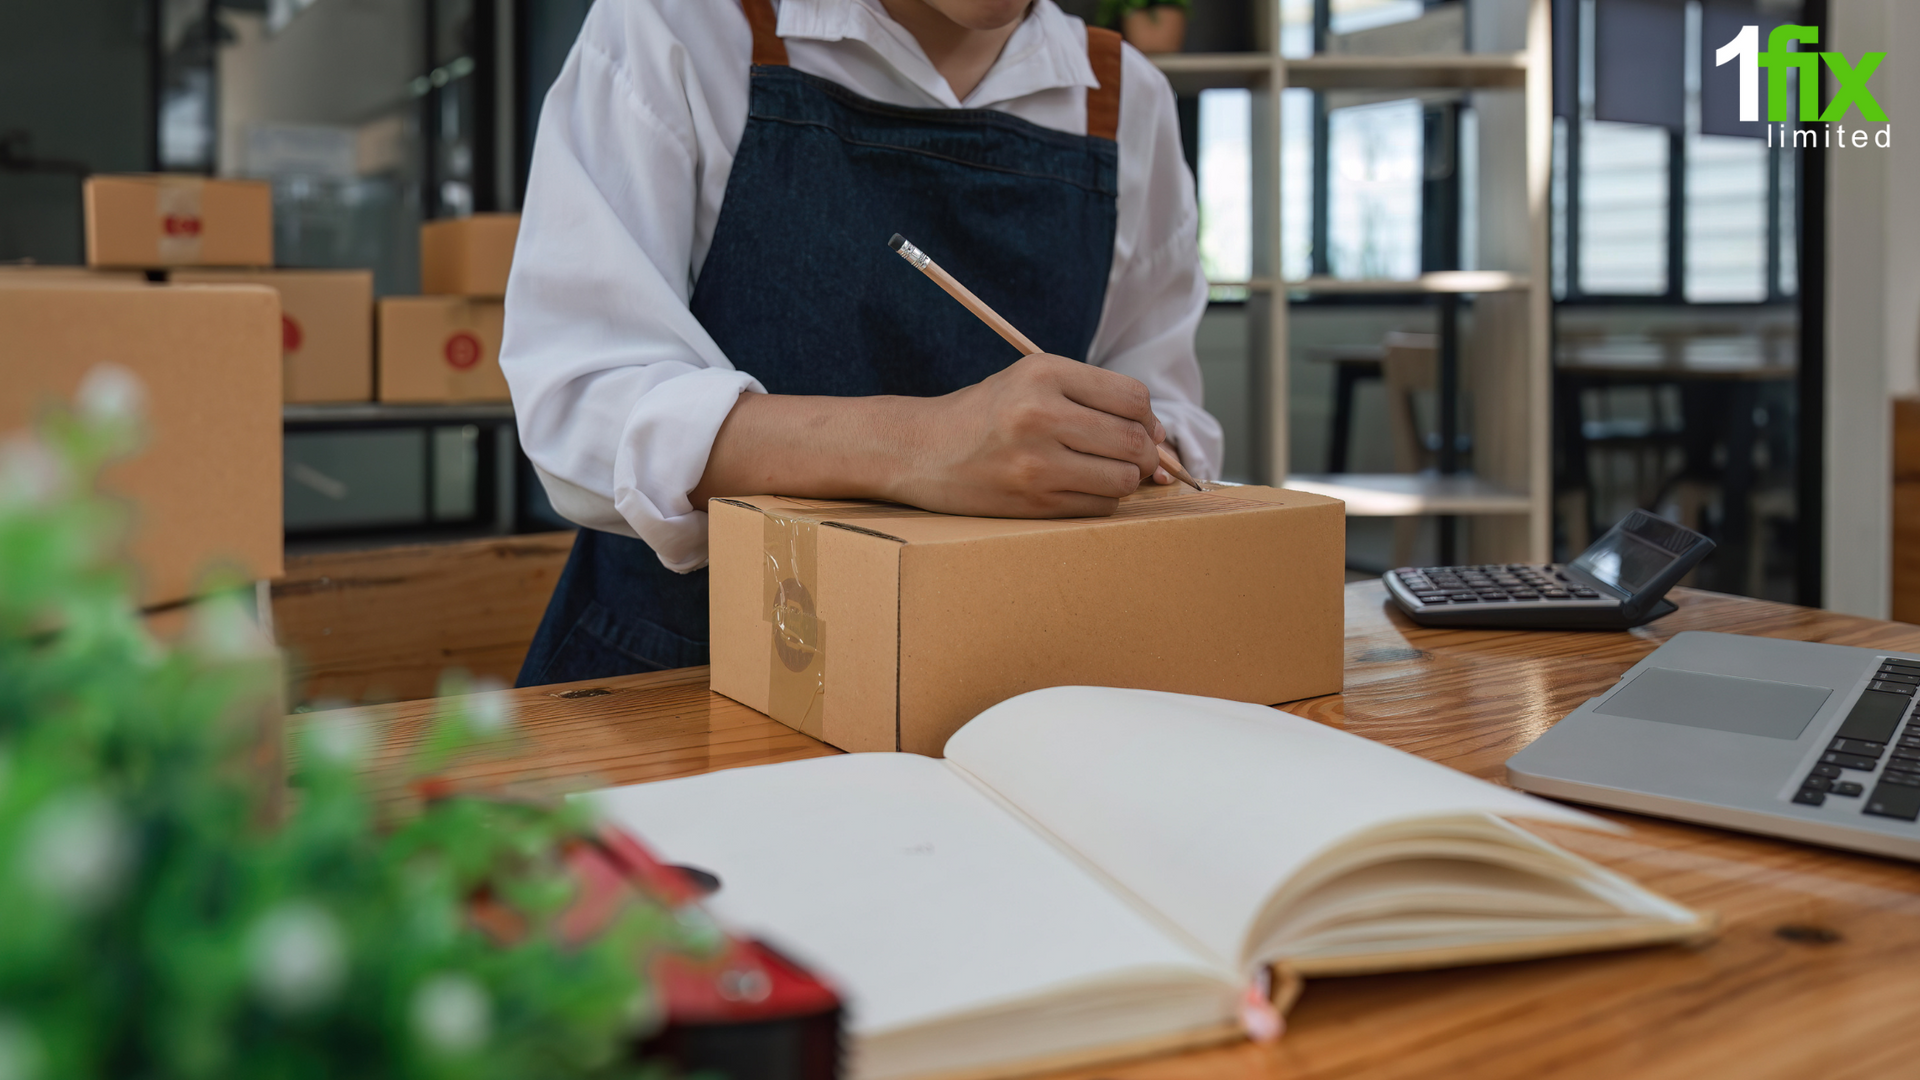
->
885, 354, 1168, 517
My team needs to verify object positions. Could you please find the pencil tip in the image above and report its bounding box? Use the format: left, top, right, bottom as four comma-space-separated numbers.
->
887, 233, 906, 252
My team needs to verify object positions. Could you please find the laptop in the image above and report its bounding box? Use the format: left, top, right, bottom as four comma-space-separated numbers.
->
1507, 631, 1920, 862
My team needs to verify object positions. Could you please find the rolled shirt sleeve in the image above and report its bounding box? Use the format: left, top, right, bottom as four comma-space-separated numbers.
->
1086, 43, 1223, 484
501, 4, 761, 573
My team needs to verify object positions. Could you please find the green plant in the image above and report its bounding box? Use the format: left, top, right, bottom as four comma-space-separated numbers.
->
0, 368, 701, 1079
1099, 0, 1190, 26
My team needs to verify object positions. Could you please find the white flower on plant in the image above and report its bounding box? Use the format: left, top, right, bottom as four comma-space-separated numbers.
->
20, 790, 130, 908
0, 1015, 44, 1080
412, 972, 491, 1054
76, 364, 145, 426
188, 591, 269, 660
466, 679, 512, 736
307, 709, 374, 765
247, 902, 348, 1013
0, 436, 65, 508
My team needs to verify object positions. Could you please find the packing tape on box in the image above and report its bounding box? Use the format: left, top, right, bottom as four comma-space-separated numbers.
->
756, 501, 930, 737
763, 508, 828, 738
156, 177, 204, 264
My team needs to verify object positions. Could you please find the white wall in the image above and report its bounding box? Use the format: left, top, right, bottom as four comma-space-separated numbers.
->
1825, 0, 1918, 617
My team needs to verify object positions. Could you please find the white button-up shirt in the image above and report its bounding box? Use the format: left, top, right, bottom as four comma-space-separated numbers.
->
503, 0, 1221, 573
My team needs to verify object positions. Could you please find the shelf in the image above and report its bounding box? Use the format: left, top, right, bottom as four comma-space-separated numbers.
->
1286, 53, 1529, 90
284, 403, 515, 430
1285, 271, 1531, 295
1283, 473, 1534, 517
1149, 52, 1529, 94
1149, 53, 1276, 94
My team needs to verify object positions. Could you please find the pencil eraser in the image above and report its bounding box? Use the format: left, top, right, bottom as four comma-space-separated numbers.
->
887, 233, 906, 252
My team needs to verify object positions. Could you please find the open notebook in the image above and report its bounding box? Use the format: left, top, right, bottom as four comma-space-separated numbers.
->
586, 687, 1710, 1080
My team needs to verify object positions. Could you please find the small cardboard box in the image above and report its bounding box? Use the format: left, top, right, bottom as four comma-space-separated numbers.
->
709, 485, 1345, 755
0, 278, 284, 607
420, 213, 518, 297
0, 265, 146, 284
376, 296, 509, 402
85, 175, 273, 269
171, 269, 373, 403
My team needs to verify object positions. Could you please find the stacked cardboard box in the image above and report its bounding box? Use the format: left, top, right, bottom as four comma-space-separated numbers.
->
173, 269, 374, 404
377, 214, 518, 403
0, 277, 284, 607
84, 174, 376, 405
85, 175, 274, 269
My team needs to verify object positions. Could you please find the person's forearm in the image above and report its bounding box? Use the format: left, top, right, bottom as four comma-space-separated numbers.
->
689, 356, 1172, 519
689, 392, 926, 508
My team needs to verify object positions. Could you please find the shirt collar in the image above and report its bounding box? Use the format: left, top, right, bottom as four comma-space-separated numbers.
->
776, 0, 1099, 109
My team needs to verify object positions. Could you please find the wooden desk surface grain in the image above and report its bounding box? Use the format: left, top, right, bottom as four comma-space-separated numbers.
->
344, 582, 1920, 1080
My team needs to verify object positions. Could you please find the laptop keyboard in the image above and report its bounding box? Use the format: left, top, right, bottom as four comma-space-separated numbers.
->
1394, 565, 1603, 605
1793, 657, 1920, 820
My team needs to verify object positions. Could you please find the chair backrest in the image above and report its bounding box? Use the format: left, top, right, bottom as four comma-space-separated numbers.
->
1381, 332, 1439, 473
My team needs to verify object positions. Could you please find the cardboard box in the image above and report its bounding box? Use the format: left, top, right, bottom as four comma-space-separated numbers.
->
709, 485, 1345, 755
420, 213, 518, 297
172, 269, 373, 403
0, 265, 146, 284
376, 296, 509, 402
84, 175, 273, 269
0, 278, 284, 607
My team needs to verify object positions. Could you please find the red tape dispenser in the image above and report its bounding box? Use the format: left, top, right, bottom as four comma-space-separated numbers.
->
470, 817, 843, 1079
586, 827, 843, 1077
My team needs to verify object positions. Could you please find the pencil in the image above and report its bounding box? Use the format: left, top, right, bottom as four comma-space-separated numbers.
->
887, 233, 1206, 493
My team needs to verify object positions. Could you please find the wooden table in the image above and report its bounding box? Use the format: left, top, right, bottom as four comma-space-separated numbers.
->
355, 583, 1920, 1080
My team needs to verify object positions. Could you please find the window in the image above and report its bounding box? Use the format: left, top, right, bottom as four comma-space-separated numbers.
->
1554, 0, 1800, 303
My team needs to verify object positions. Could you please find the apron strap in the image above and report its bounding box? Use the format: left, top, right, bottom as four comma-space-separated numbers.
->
743, 0, 789, 67
1085, 26, 1122, 141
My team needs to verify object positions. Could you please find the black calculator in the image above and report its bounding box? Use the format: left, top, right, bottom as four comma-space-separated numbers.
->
1384, 510, 1716, 630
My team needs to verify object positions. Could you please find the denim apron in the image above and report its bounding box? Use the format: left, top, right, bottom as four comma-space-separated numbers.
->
517, 0, 1125, 686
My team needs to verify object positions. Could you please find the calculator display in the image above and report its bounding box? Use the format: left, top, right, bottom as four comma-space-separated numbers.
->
1571, 522, 1683, 595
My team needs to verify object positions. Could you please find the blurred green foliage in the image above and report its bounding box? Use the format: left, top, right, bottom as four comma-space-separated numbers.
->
0, 368, 693, 1079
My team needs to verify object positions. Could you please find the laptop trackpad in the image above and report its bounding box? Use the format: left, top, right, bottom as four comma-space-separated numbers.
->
1596, 668, 1832, 740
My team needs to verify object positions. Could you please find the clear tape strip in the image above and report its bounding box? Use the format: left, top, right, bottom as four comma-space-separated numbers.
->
763, 508, 826, 738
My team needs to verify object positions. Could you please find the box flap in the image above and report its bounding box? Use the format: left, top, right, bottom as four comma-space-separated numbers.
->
715, 485, 1339, 545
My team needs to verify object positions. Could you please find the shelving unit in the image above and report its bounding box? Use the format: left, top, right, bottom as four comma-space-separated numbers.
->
1151, 0, 1553, 563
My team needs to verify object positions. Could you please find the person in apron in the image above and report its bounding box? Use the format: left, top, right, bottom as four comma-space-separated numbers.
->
504, 0, 1221, 686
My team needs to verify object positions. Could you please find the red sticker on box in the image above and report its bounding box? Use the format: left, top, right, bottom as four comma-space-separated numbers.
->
444, 331, 482, 370
282, 315, 304, 354
162, 214, 203, 237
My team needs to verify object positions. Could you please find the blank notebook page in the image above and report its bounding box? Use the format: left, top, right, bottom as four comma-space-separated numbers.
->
584, 753, 1224, 1037
945, 687, 1607, 967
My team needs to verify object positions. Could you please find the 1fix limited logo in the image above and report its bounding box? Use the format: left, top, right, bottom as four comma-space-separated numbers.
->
1716, 24, 1891, 148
